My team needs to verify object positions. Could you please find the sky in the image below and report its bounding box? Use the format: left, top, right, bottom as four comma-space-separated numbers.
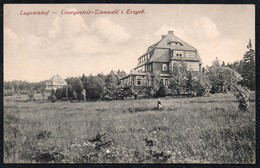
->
4, 4, 255, 82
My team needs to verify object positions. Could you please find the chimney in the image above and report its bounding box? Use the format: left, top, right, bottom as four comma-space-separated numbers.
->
161, 35, 166, 39
168, 31, 174, 35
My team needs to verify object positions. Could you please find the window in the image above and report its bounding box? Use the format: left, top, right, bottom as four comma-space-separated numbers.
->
161, 78, 169, 86
137, 79, 141, 86
164, 79, 169, 86
187, 62, 199, 71
162, 64, 167, 71
147, 64, 151, 71
186, 51, 195, 57
174, 51, 184, 57
136, 76, 142, 86
169, 42, 183, 46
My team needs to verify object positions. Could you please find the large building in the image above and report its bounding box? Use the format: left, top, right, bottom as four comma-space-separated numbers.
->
121, 31, 202, 90
46, 74, 67, 90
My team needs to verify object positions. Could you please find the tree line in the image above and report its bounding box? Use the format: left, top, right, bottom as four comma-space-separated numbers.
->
4, 41, 255, 101
50, 70, 132, 101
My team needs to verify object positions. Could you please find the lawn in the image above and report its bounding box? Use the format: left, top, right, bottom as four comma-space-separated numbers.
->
3, 92, 255, 163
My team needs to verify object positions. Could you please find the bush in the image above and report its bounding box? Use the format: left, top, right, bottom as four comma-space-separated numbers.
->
232, 85, 249, 111
192, 79, 207, 96
28, 90, 35, 101
55, 87, 66, 100
48, 89, 57, 102
144, 137, 172, 162
156, 85, 172, 97
4, 90, 13, 96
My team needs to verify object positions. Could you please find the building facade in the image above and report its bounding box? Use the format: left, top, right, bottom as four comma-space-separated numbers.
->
121, 31, 202, 90
46, 74, 67, 90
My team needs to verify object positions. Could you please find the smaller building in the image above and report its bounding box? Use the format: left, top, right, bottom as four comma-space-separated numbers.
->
46, 74, 67, 90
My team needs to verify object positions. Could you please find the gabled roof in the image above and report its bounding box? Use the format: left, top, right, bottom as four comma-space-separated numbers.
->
46, 75, 67, 86
156, 33, 196, 51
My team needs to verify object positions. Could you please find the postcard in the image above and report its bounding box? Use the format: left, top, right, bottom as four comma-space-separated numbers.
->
3, 4, 255, 164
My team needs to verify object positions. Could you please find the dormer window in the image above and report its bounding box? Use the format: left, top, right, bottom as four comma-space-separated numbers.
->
168, 41, 183, 46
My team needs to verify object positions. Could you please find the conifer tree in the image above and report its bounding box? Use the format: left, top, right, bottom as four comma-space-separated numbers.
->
241, 39, 255, 90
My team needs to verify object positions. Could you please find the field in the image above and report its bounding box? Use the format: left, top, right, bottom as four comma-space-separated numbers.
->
4, 92, 255, 164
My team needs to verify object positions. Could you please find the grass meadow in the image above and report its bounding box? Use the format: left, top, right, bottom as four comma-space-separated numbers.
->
4, 92, 255, 164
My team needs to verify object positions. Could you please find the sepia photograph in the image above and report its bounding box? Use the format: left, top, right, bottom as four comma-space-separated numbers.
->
3, 4, 256, 164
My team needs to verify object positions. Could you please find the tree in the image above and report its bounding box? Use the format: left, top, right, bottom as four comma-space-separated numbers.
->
185, 71, 211, 97
55, 87, 67, 100
86, 75, 105, 100
206, 62, 242, 93
67, 85, 74, 99
4, 81, 12, 90
186, 72, 193, 94
151, 71, 161, 95
118, 70, 127, 78
192, 74, 211, 96
74, 78, 84, 100
168, 61, 188, 95
240, 39, 255, 90
28, 89, 35, 101
105, 73, 120, 91
221, 61, 226, 67
49, 89, 56, 102
156, 85, 172, 97
66, 77, 84, 100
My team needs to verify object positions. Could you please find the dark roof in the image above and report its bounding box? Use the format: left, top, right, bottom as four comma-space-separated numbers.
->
149, 49, 170, 62
135, 31, 202, 69
156, 33, 197, 51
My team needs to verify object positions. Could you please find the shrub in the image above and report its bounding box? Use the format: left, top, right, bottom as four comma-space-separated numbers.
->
156, 85, 172, 97
144, 137, 172, 162
37, 130, 52, 140
33, 146, 65, 163
88, 133, 112, 150
55, 87, 66, 100
232, 85, 249, 111
48, 89, 57, 102
4, 90, 13, 96
28, 90, 35, 101
156, 85, 167, 97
